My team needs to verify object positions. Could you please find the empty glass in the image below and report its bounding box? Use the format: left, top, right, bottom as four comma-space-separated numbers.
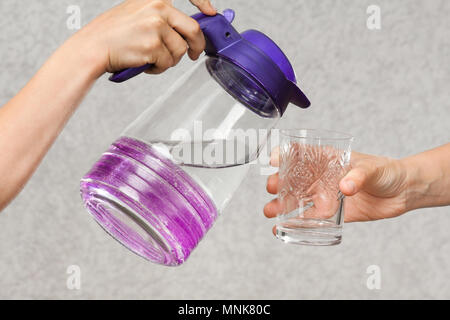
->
275, 129, 354, 246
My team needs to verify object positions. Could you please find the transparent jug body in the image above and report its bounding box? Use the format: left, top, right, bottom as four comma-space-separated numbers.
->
125, 56, 280, 209
81, 56, 280, 265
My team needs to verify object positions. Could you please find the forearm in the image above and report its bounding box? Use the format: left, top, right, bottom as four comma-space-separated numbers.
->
0, 34, 105, 210
403, 143, 450, 212
0, 0, 215, 211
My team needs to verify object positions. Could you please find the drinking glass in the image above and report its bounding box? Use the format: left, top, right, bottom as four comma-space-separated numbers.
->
276, 129, 354, 246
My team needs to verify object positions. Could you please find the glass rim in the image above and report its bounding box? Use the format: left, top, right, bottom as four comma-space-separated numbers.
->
279, 128, 354, 141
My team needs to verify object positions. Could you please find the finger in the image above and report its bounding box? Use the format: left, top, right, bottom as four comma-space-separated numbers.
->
266, 173, 279, 195
160, 22, 188, 66
339, 163, 377, 196
263, 198, 283, 218
163, 6, 206, 60
270, 147, 280, 167
144, 41, 174, 74
189, 0, 217, 15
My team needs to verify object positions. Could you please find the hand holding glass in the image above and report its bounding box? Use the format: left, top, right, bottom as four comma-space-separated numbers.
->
275, 129, 353, 246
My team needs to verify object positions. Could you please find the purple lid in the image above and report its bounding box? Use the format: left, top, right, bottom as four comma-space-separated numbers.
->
110, 9, 310, 116
191, 9, 310, 115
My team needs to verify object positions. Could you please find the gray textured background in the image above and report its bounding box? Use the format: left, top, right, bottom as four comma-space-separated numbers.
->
0, 0, 449, 299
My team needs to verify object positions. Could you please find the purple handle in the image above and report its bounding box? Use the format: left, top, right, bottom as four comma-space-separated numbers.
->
109, 64, 153, 83
109, 10, 237, 83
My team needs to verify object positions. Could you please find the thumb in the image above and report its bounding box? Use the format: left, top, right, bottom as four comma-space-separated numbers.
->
189, 0, 217, 15
339, 162, 377, 197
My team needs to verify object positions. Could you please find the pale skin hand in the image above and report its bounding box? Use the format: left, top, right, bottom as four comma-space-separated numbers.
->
0, 0, 216, 211
89, 0, 216, 74
264, 144, 450, 225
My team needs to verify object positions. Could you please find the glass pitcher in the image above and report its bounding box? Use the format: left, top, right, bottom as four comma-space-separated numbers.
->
80, 9, 310, 266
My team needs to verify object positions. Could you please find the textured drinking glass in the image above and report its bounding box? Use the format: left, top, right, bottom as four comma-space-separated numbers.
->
276, 129, 353, 246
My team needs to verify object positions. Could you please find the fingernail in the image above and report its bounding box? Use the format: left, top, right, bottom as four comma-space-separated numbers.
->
344, 180, 356, 194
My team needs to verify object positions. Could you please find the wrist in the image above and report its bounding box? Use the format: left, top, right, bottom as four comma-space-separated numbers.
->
401, 156, 421, 212
60, 29, 109, 81
401, 151, 444, 212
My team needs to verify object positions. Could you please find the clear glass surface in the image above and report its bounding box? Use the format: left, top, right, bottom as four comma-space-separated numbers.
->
276, 129, 354, 246
125, 56, 280, 213
81, 56, 281, 265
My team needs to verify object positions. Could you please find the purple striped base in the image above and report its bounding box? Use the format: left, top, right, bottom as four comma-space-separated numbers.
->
80, 137, 218, 266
